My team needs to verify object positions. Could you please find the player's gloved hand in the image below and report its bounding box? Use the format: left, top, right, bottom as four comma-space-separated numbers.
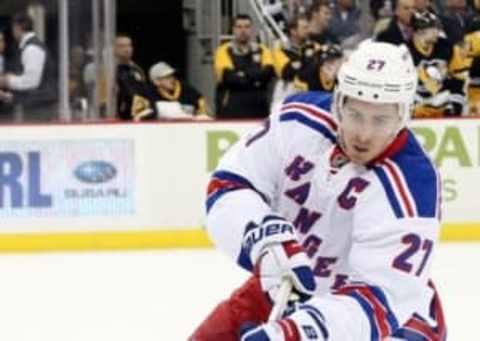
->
241, 215, 316, 302
239, 304, 328, 341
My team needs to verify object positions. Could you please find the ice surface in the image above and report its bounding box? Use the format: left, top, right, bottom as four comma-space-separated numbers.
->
0, 243, 475, 340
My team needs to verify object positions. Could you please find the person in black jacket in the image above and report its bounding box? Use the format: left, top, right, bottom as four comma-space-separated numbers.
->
213, 14, 275, 119
0, 13, 57, 122
271, 15, 321, 111
272, 15, 319, 84
376, 0, 415, 45
439, 0, 475, 44
308, 0, 340, 45
114, 33, 151, 121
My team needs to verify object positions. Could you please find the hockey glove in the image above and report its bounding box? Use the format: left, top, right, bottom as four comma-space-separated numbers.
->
241, 215, 316, 302
240, 304, 329, 341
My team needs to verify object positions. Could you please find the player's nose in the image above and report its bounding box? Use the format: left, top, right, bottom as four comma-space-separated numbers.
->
355, 123, 374, 144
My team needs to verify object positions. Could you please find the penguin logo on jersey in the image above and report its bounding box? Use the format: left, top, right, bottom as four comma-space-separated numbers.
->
417, 59, 447, 95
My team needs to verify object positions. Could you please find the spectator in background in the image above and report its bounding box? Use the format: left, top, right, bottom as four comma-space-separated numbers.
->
408, 10, 467, 117
114, 33, 150, 121
370, 0, 395, 21
143, 61, 210, 120
271, 15, 319, 110
68, 45, 88, 117
414, 0, 436, 13
439, 0, 475, 44
294, 43, 343, 92
376, 0, 415, 44
214, 14, 275, 119
463, 16, 480, 114
273, 15, 317, 83
0, 13, 57, 122
0, 30, 14, 122
308, 0, 340, 45
329, 0, 362, 43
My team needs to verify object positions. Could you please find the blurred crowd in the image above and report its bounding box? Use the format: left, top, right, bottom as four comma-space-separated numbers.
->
2, 0, 480, 123
124, 0, 480, 120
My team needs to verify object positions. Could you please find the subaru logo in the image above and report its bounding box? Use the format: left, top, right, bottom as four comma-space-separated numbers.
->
74, 161, 117, 184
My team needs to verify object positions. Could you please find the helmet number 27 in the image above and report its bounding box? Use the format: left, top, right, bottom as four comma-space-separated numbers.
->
366, 59, 386, 71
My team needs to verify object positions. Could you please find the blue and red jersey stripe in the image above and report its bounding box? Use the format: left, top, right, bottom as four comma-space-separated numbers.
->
206, 170, 268, 213
372, 131, 440, 219
335, 284, 399, 340
279, 101, 337, 144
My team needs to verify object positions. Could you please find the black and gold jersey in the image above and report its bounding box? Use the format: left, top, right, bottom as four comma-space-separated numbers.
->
213, 41, 275, 119
117, 61, 149, 120
293, 63, 336, 93
464, 28, 480, 114
408, 37, 467, 117
139, 79, 208, 120
272, 40, 319, 81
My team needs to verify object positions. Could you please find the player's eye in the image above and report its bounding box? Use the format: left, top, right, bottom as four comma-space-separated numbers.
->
373, 116, 388, 125
347, 111, 362, 121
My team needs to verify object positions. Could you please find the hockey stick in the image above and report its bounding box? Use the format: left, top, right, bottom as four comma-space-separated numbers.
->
268, 279, 293, 322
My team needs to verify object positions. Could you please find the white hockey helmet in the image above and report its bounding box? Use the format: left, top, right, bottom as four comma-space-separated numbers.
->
333, 40, 418, 130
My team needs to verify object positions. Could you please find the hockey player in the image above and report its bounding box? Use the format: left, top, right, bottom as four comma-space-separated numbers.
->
190, 40, 446, 340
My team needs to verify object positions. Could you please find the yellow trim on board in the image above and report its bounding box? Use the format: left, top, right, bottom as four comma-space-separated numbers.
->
0, 229, 213, 253
440, 224, 480, 241
0, 223, 478, 253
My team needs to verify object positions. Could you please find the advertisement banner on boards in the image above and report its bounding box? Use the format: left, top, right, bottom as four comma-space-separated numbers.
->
0, 139, 135, 217
204, 120, 480, 223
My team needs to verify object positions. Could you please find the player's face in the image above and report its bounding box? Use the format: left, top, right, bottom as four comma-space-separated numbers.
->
339, 97, 401, 165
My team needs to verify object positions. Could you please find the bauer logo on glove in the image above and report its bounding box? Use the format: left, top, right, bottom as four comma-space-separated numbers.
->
242, 219, 295, 257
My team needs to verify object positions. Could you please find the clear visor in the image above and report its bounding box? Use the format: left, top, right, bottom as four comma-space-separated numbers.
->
334, 93, 404, 138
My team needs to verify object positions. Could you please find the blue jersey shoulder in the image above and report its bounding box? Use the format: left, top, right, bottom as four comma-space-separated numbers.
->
283, 91, 333, 112
279, 91, 337, 144
373, 130, 440, 219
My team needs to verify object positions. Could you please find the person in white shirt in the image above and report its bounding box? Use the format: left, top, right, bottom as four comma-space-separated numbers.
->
0, 13, 56, 122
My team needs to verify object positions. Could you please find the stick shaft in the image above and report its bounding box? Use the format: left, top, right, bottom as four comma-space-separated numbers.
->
268, 280, 293, 322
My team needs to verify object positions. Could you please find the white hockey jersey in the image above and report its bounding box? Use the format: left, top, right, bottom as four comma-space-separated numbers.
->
206, 92, 446, 340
